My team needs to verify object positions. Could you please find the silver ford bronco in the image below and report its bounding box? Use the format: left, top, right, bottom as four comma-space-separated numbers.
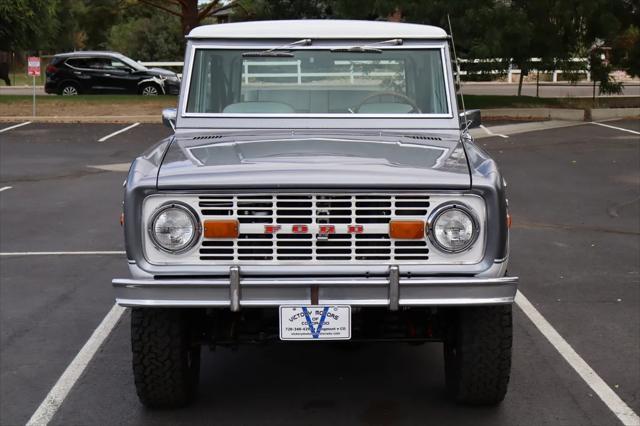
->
114, 20, 518, 408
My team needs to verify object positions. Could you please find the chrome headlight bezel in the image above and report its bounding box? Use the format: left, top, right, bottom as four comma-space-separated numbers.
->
427, 202, 480, 253
147, 202, 201, 254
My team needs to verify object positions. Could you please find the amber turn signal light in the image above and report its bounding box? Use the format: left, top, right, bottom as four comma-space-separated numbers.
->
204, 219, 239, 238
507, 213, 512, 229
389, 220, 425, 239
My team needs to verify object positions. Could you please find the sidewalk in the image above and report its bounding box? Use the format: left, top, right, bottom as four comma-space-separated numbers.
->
0, 86, 46, 96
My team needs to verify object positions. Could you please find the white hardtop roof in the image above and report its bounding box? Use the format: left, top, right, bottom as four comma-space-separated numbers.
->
188, 19, 448, 40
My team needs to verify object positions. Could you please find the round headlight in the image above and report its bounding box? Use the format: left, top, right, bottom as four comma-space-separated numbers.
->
428, 204, 479, 253
149, 203, 200, 253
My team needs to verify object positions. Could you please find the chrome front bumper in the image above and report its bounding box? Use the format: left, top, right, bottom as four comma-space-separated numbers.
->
113, 266, 518, 309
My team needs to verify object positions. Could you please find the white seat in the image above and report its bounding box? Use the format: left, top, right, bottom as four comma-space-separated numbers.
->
222, 102, 295, 113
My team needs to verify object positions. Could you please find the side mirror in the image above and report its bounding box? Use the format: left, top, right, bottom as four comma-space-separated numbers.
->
162, 108, 177, 130
459, 109, 481, 129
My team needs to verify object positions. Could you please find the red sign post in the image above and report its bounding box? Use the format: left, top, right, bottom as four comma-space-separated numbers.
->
27, 56, 40, 116
27, 56, 41, 77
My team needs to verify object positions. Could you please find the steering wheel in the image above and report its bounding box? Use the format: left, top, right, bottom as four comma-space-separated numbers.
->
354, 91, 422, 113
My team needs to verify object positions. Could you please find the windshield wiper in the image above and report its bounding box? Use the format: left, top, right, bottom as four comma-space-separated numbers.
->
241, 51, 296, 57
330, 38, 403, 53
331, 46, 383, 53
242, 38, 312, 57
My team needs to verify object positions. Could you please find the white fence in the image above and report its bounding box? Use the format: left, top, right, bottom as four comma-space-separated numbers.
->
241, 60, 400, 85
142, 58, 593, 84
458, 58, 591, 83
139, 61, 184, 67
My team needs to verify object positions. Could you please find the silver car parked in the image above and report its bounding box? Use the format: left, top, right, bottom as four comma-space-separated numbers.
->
114, 20, 518, 408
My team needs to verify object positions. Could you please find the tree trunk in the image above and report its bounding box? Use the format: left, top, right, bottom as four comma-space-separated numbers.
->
517, 69, 525, 96
180, 0, 200, 35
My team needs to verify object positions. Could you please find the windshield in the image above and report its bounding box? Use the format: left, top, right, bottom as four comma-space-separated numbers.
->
186, 48, 449, 115
117, 54, 146, 71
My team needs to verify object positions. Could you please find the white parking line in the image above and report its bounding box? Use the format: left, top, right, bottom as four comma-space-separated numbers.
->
479, 124, 509, 138
22, 283, 639, 425
591, 121, 640, 136
0, 121, 32, 133
97, 122, 140, 142
516, 291, 640, 426
25, 304, 125, 426
88, 163, 131, 172
0, 251, 125, 256
0, 186, 12, 192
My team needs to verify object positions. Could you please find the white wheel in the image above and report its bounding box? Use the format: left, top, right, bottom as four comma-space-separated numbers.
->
141, 84, 159, 96
61, 85, 78, 96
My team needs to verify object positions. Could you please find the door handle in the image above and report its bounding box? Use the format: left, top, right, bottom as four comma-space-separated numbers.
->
73, 71, 81, 75
103, 73, 111, 77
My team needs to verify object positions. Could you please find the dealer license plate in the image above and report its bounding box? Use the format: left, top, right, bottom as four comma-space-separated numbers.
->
279, 305, 351, 341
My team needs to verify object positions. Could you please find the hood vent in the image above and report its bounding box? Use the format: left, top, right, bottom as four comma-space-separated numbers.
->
405, 135, 443, 141
192, 135, 223, 141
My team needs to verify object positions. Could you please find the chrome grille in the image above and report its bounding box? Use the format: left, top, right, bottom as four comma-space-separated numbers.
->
197, 193, 430, 264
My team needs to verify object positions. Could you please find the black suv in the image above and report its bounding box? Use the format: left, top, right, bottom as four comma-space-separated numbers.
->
44, 51, 180, 96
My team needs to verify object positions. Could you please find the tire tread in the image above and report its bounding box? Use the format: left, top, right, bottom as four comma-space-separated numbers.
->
446, 305, 512, 405
131, 308, 199, 408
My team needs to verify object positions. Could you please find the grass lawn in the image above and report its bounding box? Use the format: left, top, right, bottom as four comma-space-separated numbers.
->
462, 94, 640, 109
0, 94, 637, 118
0, 94, 176, 103
0, 94, 177, 117
3, 74, 46, 86
462, 95, 562, 109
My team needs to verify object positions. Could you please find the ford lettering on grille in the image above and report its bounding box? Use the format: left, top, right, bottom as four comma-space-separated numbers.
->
198, 193, 431, 264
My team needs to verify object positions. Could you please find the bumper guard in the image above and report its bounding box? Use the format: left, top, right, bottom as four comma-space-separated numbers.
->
113, 266, 518, 309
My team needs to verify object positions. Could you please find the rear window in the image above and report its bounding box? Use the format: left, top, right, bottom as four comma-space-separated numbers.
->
65, 58, 90, 68
85, 58, 112, 70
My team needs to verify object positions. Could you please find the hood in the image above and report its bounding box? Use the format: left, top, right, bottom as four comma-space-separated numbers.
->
148, 67, 176, 77
157, 133, 470, 190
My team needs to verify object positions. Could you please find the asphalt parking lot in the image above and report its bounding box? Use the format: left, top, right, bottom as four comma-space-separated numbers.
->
0, 119, 639, 426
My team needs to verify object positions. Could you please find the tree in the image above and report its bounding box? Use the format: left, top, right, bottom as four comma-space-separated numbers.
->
572, 0, 639, 93
51, 0, 120, 51
590, 46, 623, 96
599, 1, 640, 78
238, 0, 638, 95
235, 0, 330, 20
136, 0, 236, 35
0, 0, 60, 52
612, 25, 640, 77
78, 0, 123, 49
107, 11, 184, 61
459, 0, 628, 96
327, 0, 538, 95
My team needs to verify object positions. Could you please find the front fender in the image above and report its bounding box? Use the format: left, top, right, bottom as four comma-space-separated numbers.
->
137, 76, 166, 94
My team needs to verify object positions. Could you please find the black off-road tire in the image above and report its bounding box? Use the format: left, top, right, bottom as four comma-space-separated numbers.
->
131, 308, 201, 408
443, 305, 512, 405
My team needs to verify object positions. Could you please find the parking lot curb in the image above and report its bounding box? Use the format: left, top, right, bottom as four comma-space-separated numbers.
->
482, 107, 640, 122
0, 115, 160, 124
1, 109, 638, 125
481, 108, 586, 121
590, 107, 640, 121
